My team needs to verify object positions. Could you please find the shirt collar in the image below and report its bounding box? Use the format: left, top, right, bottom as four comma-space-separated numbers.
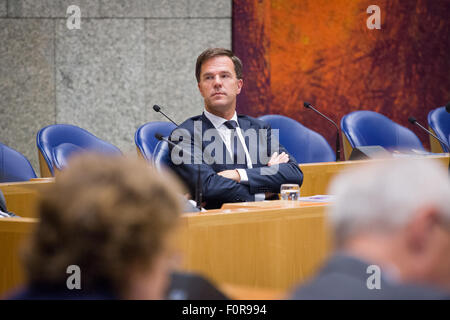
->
203, 109, 238, 129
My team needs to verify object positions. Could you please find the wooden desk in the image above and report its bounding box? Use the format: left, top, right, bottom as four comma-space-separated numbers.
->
220, 283, 284, 300
178, 201, 330, 290
0, 217, 36, 297
0, 201, 330, 297
2, 156, 448, 217
299, 154, 449, 196
0, 179, 53, 218
1, 155, 448, 297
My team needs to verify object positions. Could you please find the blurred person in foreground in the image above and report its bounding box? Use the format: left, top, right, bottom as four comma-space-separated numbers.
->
8, 154, 191, 299
291, 159, 450, 299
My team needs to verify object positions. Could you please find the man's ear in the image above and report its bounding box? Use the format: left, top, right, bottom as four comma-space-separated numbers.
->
405, 207, 439, 254
236, 79, 243, 94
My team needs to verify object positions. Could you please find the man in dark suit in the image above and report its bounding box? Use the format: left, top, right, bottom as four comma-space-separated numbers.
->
169, 48, 303, 209
292, 253, 450, 300
291, 159, 450, 299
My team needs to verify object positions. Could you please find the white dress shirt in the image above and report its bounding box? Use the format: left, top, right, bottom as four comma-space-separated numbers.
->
203, 109, 265, 201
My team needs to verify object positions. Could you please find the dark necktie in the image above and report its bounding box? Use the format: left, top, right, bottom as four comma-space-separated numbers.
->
223, 120, 247, 166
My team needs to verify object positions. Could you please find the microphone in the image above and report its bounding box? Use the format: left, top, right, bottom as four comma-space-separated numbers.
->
153, 105, 179, 126
304, 102, 341, 161
155, 133, 203, 210
408, 117, 450, 152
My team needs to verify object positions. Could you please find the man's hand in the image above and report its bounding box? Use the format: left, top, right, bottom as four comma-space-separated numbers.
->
267, 152, 289, 166
217, 169, 241, 182
265, 192, 279, 200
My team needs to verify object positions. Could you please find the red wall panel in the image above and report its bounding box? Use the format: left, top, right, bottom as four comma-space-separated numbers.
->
233, 0, 450, 153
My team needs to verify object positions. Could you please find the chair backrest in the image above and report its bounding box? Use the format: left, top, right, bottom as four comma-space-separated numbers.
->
135, 121, 177, 161
37, 124, 121, 175
258, 114, 335, 163
0, 142, 37, 182
341, 111, 425, 152
428, 106, 450, 152
152, 140, 172, 171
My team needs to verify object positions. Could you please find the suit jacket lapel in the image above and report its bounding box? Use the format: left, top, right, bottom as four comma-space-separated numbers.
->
237, 116, 258, 166
201, 112, 216, 132
237, 116, 251, 131
201, 112, 230, 167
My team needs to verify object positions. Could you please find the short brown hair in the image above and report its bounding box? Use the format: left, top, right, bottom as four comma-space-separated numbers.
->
22, 154, 182, 296
195, 48, 243, 82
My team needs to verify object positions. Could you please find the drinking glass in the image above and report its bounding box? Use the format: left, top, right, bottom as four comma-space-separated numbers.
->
280, 184, 300, 201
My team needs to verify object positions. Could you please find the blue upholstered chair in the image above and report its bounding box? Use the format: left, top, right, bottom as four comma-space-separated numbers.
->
37, 124, 121, 176
258, 114, 335, 163
341, 110, 425, 159
135, 121, 176, 161
0, 142, 37, 182
428, 106, 450, 153
152, 140, 172, 171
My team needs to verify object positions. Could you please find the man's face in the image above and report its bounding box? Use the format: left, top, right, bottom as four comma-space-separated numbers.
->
197, 55, 243, 117
402, 209, 450, 291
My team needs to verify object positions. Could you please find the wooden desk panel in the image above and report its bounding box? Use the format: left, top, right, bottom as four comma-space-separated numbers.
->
299, 155, 449, 196
0, 218, 36, 297
0, 202, 330, 296
0, 179, 53, 218
220, 283, 284, 300
1, 156, 448, 217
178, 201, 331, 290
1, 156, 448, 296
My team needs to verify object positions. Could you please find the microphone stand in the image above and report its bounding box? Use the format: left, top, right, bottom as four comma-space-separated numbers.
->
408, 117, 450, 152
408, 117, 450, 175
304, 102, 341, 161
153, 105, 179, 126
